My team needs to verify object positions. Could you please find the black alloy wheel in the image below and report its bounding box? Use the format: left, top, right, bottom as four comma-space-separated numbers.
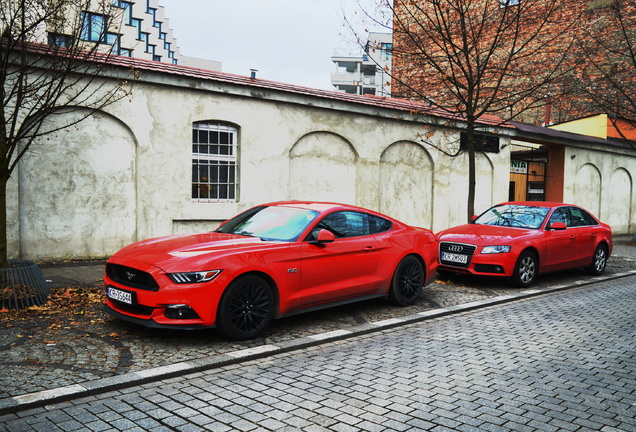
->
585, 244, 608, 276
388, 255, 425, 306
513, 250, 538, 288
216, 275, 275, 340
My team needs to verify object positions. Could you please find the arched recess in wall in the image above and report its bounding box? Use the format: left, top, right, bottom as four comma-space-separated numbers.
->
445, 152, 496, 226
606, 167, 632, 234
379, 141, 433, 227
474, 153, 495, 214
18, 108, 137, 260
288, 131, 357, 204
573, 163, 602, 219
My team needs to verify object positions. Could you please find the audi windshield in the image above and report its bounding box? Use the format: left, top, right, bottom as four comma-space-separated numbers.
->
474, 204, 550, 229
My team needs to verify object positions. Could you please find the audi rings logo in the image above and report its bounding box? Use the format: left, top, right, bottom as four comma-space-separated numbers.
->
448, 245, 464, 252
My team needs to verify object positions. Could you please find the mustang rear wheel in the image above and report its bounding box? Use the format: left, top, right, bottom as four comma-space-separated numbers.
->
585, 244, 608, 276
513, 250, 538, 288
216, 275, 275, 340
388, 256, 424, 306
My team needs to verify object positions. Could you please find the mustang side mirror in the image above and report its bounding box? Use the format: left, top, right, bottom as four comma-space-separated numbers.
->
309, 229, 335, 245
470, 215, 478, 223
549, 222, 567, 230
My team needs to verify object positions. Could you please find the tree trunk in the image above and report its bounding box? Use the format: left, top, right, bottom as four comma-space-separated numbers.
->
466, 121, 477, 222
0, 168, 8, 268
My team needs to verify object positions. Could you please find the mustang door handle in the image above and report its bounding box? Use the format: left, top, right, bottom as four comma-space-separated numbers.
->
363, 245, 376, 251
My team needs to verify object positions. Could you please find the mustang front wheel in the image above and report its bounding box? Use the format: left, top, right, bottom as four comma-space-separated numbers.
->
388, 256, 424, 306
216, 275, 275, 340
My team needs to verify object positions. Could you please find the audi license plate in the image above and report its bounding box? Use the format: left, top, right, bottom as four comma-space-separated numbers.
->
441, 252, 469, 264
107, 286, 134, 305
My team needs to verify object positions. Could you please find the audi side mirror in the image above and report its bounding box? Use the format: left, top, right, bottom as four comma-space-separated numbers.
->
549, 222, 567, 230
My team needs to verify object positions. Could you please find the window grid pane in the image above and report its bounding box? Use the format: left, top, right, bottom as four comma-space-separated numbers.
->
81, 12, 106, 42
192, 122, 238, 202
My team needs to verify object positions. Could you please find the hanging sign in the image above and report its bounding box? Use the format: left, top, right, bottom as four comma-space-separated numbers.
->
510, 160, 528, 174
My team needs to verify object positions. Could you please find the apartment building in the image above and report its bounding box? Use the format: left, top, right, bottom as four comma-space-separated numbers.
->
331, 32, 392, 96
41, 0, 221, 70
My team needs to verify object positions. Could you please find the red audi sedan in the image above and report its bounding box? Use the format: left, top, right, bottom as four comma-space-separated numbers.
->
105, 201, 438, 340
436, 202, 612, 287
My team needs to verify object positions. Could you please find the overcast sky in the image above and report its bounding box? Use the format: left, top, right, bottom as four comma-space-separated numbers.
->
158, 0, 387, 90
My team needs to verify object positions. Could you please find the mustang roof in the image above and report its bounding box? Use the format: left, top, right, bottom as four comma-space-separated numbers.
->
266, 200, 386, 214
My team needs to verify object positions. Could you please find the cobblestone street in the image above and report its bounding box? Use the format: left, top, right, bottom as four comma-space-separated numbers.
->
0, 241, 635, 429
0, 249, 632, 401
1, 274, 635, 431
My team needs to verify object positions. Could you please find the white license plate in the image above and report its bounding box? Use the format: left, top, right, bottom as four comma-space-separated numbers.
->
442, 252, 469, 264
107, 286, 134, 305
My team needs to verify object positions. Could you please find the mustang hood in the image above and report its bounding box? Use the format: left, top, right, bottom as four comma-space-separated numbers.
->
437, 224, 539, 244
109, 232, 288, 271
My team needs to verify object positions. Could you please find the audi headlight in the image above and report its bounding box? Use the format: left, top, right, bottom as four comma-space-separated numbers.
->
481, 245, 511, 254
167, 270, 222, 284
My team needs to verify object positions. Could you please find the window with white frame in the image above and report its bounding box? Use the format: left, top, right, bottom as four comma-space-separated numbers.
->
112, 1, 133, 24
48, 33, 72, 47
120, 2, 133, 26
81, 12, 107, 42
380, 43, 392, 61
192, 122, 238, 202
106, 33, 120, 53
499, 0, 520, 6
132, 18, 142, 39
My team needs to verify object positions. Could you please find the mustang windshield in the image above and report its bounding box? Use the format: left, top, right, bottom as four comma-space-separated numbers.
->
475, 204, 550, 229
216, 206, 319, 241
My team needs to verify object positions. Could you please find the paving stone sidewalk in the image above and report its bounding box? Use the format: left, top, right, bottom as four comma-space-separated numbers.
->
0, 238, 635, 415
1, 271, 635, 431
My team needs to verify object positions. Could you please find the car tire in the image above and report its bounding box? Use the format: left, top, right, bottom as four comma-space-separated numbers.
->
585, 244, 608, 276
512, 250, 538, 288
216, 275, 275, 340
388, 255, 424, 306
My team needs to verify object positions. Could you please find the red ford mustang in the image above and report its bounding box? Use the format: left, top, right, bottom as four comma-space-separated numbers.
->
105, 201, 438, 339
436, 201, 612, 287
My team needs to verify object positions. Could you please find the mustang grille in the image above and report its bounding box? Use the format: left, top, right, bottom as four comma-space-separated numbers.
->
439, 242, 477, 268
106, 264, 159, 291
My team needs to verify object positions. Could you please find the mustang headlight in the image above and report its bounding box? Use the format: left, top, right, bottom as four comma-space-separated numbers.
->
167, 270, 222, 284
481, 245, 511, 254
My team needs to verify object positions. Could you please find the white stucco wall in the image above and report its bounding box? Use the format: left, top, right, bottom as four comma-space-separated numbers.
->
9, 67, 512, 260
563, 145, 636, 234
17, 110, 137, 259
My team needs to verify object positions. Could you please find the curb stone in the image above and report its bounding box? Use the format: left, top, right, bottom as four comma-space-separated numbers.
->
2, 268, 635, 416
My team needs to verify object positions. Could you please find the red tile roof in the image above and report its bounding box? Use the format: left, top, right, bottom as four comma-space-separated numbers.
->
104, 53, 509, 128
23, 41, 509, 128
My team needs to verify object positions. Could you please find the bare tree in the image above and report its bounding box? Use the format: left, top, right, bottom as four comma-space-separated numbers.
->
348, 0, 580, 220
1, 0, 133, 267
577, 0, 636, 143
